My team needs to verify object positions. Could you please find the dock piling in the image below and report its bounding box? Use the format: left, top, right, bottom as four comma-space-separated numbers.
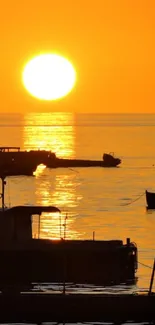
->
148, 258, 155, 295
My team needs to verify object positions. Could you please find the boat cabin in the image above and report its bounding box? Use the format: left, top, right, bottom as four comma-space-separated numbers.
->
0, 147, 57, 168
0, 206, 61, 241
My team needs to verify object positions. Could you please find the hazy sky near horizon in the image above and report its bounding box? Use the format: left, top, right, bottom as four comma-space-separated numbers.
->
1, 0, 155, 113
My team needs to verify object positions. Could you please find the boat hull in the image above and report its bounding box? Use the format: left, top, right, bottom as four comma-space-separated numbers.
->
0, 238, 137, 289
146, 190, 155, 209
0, 164, 37, 177
46, 157, 121, 168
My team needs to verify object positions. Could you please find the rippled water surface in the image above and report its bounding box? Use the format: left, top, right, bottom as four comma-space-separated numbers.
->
0, 112, 155, 294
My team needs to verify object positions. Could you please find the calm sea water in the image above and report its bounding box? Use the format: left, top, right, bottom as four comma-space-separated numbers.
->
0, 112, 155, 294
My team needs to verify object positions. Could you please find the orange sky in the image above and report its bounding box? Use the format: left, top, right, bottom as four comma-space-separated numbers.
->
0, 0, 155, 113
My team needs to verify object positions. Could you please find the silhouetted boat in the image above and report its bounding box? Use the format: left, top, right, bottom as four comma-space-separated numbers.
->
0, 176, 137, 293
146, 190, 155, 209
0, 147, 121, 170
47, 152, 121, 168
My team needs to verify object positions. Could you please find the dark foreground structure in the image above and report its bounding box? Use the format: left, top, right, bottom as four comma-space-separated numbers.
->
0, 236, 137, 289
0, 292, 155, 323
0, 202, 137, 290
0, 176, 137, 290
0, 178, 151, 324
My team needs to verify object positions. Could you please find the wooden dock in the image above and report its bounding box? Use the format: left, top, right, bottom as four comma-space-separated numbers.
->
0, 291, 155, 323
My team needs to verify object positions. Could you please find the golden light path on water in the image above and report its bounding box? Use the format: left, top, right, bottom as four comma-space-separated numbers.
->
23, 112, 75, 156
23, 112, 82, 240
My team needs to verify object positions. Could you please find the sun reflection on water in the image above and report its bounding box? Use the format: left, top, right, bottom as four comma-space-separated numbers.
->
23, 112, 82, 239
34, 173, 82, 240
23, 112, 75, 157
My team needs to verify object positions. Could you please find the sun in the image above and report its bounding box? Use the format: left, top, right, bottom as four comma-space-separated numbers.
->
22, 54, 76, 100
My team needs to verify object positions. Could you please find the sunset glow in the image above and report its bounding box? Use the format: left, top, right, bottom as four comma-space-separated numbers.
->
22, 54, 76, 100
1, 0, 155, 113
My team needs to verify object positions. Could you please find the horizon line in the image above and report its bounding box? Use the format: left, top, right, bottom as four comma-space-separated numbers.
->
1, 112, 155, 115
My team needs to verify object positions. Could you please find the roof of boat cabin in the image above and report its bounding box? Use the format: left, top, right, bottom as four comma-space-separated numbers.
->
0, 205, 61, 215
0, 147, 20, 152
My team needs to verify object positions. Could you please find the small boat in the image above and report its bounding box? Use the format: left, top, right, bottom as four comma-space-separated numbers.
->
46, 152, 121, 168
145, 190, 155, 209
103, 152, 121, 167
0, 176, 137, 292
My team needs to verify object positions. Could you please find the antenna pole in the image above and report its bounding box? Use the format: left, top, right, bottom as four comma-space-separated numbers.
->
1, 176, 6, 211
59, 213, 62, 239
64, 213, 67, 240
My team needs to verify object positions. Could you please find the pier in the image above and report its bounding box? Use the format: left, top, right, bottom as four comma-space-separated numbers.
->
0, 291, 154, 323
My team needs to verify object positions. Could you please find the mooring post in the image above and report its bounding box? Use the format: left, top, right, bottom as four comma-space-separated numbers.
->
148, 258, 155, 296
38, 214, 41, 239
63, 240, 66, 295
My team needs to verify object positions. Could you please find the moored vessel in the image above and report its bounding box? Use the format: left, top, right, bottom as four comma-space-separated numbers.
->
146, 189, 155, 209
0, 176, 137, 292
0, 147, 121, 172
